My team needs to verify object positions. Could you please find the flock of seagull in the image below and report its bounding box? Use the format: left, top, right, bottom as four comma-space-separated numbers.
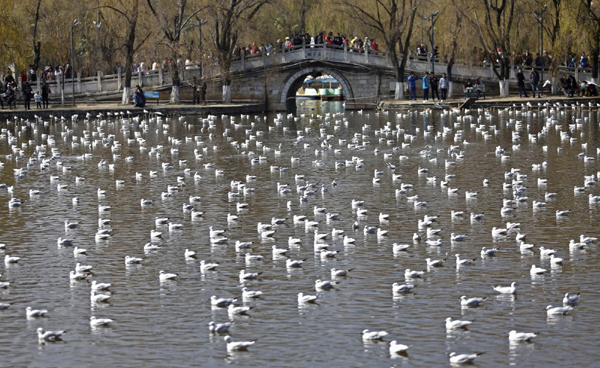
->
0, 101, 598, 365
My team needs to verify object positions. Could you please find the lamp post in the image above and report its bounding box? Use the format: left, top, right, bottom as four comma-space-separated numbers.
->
428, 10, 440, 75
71, 19, 79, 106
533, 5, 548, 92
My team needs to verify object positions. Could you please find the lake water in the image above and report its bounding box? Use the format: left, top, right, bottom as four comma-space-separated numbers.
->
1, 100, 599, 367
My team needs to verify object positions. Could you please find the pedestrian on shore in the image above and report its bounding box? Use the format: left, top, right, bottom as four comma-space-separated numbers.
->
474, 78, 484, 99
422, 72, 430, 102
407, 72, 417, 101
530, 67, 541, 98
41, 81, 50, 108
22, 81, 33, 110
34, 91, 41, 109
517, 68, 528, 97
133, 85, 146, 108
4, 86, 15, 109
430, 74, 439, 101
439, 73, 448, 102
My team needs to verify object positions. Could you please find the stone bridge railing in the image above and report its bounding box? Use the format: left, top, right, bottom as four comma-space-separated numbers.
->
24, 43, 590, 102
231, 42, 589, 86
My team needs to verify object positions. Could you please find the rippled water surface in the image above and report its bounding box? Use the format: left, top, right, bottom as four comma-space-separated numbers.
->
1, 100, 600, 367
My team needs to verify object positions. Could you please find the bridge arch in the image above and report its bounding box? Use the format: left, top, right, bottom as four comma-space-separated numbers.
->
279, 67, 354, 112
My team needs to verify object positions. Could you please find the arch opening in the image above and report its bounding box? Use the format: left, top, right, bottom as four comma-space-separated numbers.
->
280, 67, 353, 112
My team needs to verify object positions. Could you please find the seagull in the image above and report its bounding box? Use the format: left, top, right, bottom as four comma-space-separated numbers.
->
184, 249, 196, 259
530, 265, 546, 275
449, 352, 484, 364
224, 335, 255, 352
563, 292, 580, 305
389, 340, 410, 355
445, 317, 473, 330
75, 263, 93, 273
493, 282, 517, 294
69, 270, 88, 281
330, 268, 353, 277
298, 292, 318, 304
91, 281, 111, 292
315, 279, 339, 290
200, 260, 219, 273
362, 329, 388, 341
404, 269, 424, 279
228, 304, 253, 316
241, 287, 263, 299
4, 255, 20, 264
455, 254, 476, 266
210, 296, 237, 308
124, 256, 142, 265
90, 316, 113, 328
460, 295, 487, 308
545, 305, 574, 316
208, 321, 233, 334
392, 283, 415, 294
37, 327, 66, 342
26, 307, 48, 318
509, 330, 538, 342
239, 269, 261, 281
481, 247, 499, 256
90, 291, 111, 303
159, 270, 177, 282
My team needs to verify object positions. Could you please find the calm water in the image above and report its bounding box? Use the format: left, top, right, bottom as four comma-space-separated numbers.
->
1, 100, 600, 367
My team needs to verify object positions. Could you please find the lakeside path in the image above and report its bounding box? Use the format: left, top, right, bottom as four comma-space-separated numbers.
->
0, 102, 263, 120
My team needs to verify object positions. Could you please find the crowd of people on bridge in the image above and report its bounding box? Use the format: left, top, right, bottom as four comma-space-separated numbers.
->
233, 31, 381, 59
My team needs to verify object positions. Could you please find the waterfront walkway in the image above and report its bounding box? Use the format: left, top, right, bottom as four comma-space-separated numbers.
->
0, 101, 263, 120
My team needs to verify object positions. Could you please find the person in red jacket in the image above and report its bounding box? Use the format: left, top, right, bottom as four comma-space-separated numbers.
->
371, 39, 378, 51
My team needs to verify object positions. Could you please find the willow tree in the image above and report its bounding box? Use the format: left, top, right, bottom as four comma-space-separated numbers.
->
338, 0, 422, 99
0, 0, 29, 71
207, 0, 269, 103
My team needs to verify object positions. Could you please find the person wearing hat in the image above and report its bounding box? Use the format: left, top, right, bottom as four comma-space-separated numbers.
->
517, 67, 528, 98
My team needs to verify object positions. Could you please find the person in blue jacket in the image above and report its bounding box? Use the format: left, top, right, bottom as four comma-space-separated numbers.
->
422, 72, 430, 102
407, 72, 417, 101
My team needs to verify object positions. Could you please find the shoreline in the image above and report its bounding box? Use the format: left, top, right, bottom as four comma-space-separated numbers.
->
0, 101, 264, 120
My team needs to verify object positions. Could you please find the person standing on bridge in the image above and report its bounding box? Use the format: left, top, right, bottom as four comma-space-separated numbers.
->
422, 72, 430, 102
516, 68, 528, 98
529, 67, 541, 98
408, 72, 418, 102
429, 74, 439, 102
439, 73, 448, 102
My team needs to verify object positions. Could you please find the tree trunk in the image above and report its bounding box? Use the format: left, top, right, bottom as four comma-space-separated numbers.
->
593, 44, 599, 84
171, 85, 180, 103
122, 87, 131, 104
122, 0, 139, 104
394, 82, 404, 100
222, 79, 231, 103
498, 80, 509, 97
171, 67, 181, 103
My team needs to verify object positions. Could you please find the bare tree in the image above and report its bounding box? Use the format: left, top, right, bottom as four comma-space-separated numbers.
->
337, 0, 422, 99
464, 0, 517, 96
580, 0, 600, 83
101, 0, 153, 103
206, 0, 269, 103
146, 0, 204, 103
